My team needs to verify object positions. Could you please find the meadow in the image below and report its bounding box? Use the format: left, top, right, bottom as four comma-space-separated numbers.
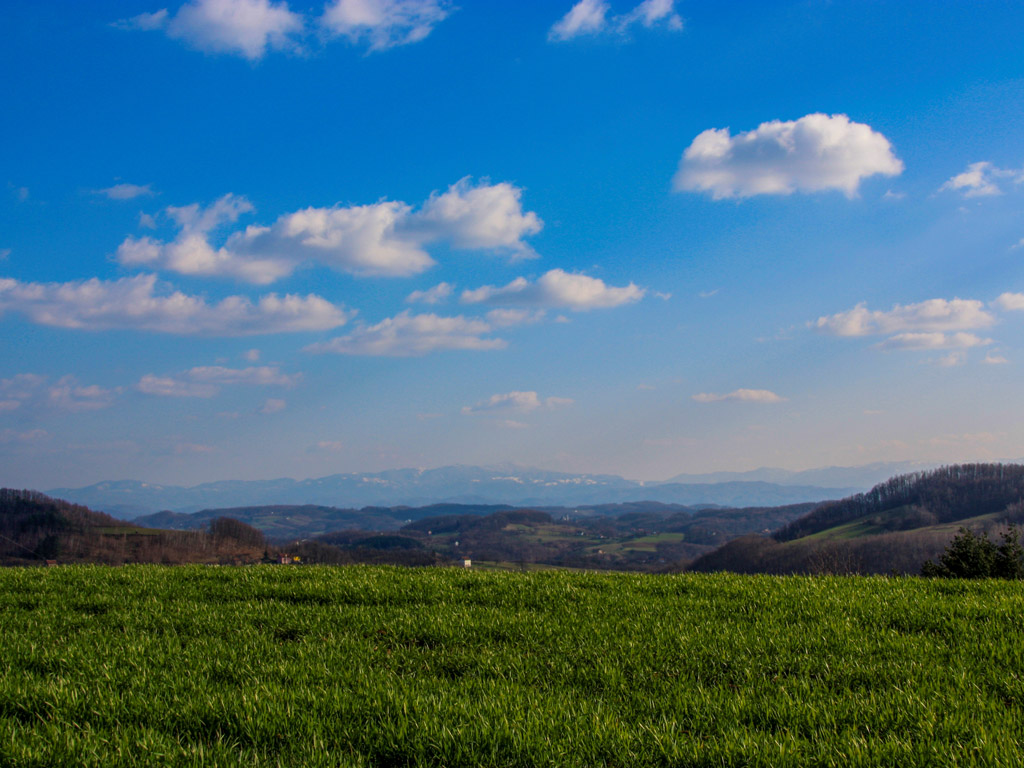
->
1, 566, 1022, 767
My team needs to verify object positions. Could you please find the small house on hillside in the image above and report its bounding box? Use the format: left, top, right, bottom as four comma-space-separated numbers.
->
462, 559, 472, 568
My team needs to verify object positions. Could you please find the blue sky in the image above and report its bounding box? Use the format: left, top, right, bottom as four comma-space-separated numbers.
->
2, 0, 1024, 488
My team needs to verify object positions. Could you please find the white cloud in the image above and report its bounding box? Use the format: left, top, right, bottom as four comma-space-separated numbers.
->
0, 273, 351, 336
116, 179, 542, 283
692, 389, 786, 404
306, 310, 505, 356
549, 0, 682, 42
406, 282, 453, 304
814, 298, 995, 337
549, 0, 609, 41
138, 364, 300, 397
875, 332, 992, 351
994, 292, 1024, 311
243, 348, 261, 361
616, 0, 683, 32
122, 0, 305, 60
413, 178, 543, 258
936, 352, 965, 368
983, 352, 1009, 365
137, 374, 219, 398
115, 9, 170, 31
0, 249, 9, 261
674, 113, 903, 199
0, 373, 117, 412
484, 308, 547, 328
939, 161, 1023, 198
260, 398, 287, 414
94, 183, 155, 200
322, 0, 451, 51
462, 391, 573, 415
462, 269, 644, 311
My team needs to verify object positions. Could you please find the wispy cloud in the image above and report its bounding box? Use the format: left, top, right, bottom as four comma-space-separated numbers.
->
0, 373, 118, 412
549, 0, 682, 42
462, 391, 573, 415
0, 274, 351, 335
462, 269, 644, 310
259, 397, 287, 414
692, 389, 786, 404
674, 113, 903, 199
406, 282, 454, 305
814, 298, 995, 337
138, 365, 300, 397
93, 183, 155, 200
321, 0, 452, 52
875, 332, 992, 351
305, 311, 505, 357
939, 161, 1023, 198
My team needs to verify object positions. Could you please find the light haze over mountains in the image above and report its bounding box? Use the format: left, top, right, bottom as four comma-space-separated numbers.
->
47, 462, 941, 519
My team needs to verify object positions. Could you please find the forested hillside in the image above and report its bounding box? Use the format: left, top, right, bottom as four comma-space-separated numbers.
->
688, 464, 1024, 575
0, 489, 268, 566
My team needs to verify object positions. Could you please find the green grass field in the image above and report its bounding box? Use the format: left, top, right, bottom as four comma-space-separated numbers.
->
1, 566, 1023, 767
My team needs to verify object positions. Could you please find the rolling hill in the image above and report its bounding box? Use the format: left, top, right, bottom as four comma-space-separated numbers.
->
688, 464, 1024, 575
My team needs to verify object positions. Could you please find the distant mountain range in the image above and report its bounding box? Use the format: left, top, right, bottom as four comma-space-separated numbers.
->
45, 464, 883, 519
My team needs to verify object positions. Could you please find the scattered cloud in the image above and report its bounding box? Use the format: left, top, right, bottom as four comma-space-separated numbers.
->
457, 393, 567, 422
138, 212, 158, 229
259, 397, 287, 414
636, 383, 655, 390
674, 113, 903, 199
116, 179, 542, 283
0, 249, 9, 261
94, 183, 154, 200
0, 273, 351, 335
983, 352, 1009, 365
119, 0, 304, 60
484, 308, 547, 327
322, 0, 452, 52
814, 298, 995, 337
883, 190, 906, 201
305, 311, 505, 356
138, 374, 218, 398
993, 292, 1024, 312
120, 0, 453, 59
138, 365, 300, 397
698, 289, 719, 298
875, 332, 992, 351
692, 389, 786, 404
549, 0, 682, 42
939, 161, 1023, 198
406, 282, 453, 304
0, 373, 117, 412
462, 269, 644, 310
936, 352, 965, 367
243, 348, 260, 361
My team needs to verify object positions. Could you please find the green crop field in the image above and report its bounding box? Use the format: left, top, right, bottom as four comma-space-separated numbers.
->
1, 566, 1022, 767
